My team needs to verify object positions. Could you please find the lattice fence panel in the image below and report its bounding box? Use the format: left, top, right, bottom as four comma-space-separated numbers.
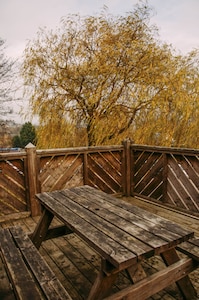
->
0, 159, 27, 215
133, 150, 164, 201
87, 150, 123, 194
167, 154, 199, 213
39, 153, 84, 192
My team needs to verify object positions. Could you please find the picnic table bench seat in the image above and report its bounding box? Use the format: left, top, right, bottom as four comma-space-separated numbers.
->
0, 226, 72, 300
177, 237, 199, 262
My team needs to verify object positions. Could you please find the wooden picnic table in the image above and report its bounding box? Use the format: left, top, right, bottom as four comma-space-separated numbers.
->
31, 185, 198, 300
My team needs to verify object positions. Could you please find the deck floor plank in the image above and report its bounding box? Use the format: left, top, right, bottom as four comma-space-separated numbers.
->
0, 196, 198, 300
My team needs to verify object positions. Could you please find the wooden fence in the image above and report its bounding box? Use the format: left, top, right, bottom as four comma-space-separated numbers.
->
0, 141, 198, 218
131, 145, 199, 215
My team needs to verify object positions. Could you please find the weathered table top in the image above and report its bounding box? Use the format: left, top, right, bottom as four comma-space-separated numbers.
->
35, 185, 194, 270
32, 185, 197, 299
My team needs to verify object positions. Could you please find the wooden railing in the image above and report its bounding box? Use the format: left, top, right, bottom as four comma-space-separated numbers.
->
130, 145, 199, 215
0, 141, 198, 217
0, 143, 125, 217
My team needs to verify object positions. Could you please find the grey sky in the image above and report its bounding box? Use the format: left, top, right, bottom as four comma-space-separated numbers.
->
1, 0, 199, 59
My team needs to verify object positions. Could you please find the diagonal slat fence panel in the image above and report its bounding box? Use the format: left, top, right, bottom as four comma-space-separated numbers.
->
0, 156, 27, 215
39, 154, 84, 192
87, 150, 123, 194
167, 154, 199, 212
133, 151, 164, 201
131, 145, 199, 215
0, 143, 198, 217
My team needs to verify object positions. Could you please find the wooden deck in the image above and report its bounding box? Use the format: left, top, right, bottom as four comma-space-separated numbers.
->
1, 196, 199, 300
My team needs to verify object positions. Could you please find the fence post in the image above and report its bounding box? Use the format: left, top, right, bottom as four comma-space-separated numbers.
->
122, 138, 132, 196
25, 143, 41, 216
83, 152, 88, 185
162, 153, 168, 203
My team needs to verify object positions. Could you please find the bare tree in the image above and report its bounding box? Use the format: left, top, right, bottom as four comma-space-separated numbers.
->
0, 38, 16, 120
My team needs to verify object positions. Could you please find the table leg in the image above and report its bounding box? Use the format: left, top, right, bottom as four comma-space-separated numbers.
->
87, 259, 118, 300
31, 208, 54, 249
126, 262, 147, 283
161, 248, 197, 299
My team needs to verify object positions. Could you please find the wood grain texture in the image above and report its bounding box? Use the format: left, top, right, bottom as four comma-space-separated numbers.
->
0, 226, 72, 300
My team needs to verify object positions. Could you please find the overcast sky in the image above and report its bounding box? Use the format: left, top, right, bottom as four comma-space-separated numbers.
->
1, 0, 199, 124
1, 0, 199, 59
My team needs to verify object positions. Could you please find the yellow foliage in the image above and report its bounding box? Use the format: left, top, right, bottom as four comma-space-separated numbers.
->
21, 2, 199, 148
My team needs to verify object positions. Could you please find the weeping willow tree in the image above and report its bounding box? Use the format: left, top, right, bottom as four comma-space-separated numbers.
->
22, 1, 199, 148
134, 51, 199, 148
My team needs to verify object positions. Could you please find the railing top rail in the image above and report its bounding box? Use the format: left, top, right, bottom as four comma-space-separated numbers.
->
131, 144, 199, 156
1, 143, 199, 160
36, 145, 123, 157
0, 151, 26, 160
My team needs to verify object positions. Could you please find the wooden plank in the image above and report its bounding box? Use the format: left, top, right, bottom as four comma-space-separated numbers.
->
135, 153, 163, 195
75, 186, 193, 242
44, 225, 73, 240
25, 144, 41, 216
2, 211, 199, 300
123, 139, 131, 196
42, 236, 91, 300
58, 190, 153, 257
149, 183, 163, 201
191, 238, 199, 246
179, 157, 199, 192
65, 189, 169, 252
11, 226, 72, 300
31, 208, 54, 249
87, 155, 120, 192
103, 258, 196, 300
167, 176, 188, 209
73, 188, 181, 247
102, 151, 122, 172
139, 175, 163, 199
83, 152, 88, 185
0, 228, 42, 299
0, 212, 30, 224
131, 144, 199, 156
0, 255, 15, 300
161, 247, 197, 299
50, 154, 82, 191
35, 192, 137, 269
23, 216, 83, 300
162, 153, 168, 202
55, 235, 95, 298
0, 184, 26, 212
92, 152, 122, 183
87, 167, 115, 194
168, 157, 197, 211
177, 239, 199, 262
87, 261, 118, 300
126, 262, 147, 283
0, 199, 18, 216
133, 151, 149, 176
1, 161, 25, 187
188, 155, 199, 173
175, 155, 199, 188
